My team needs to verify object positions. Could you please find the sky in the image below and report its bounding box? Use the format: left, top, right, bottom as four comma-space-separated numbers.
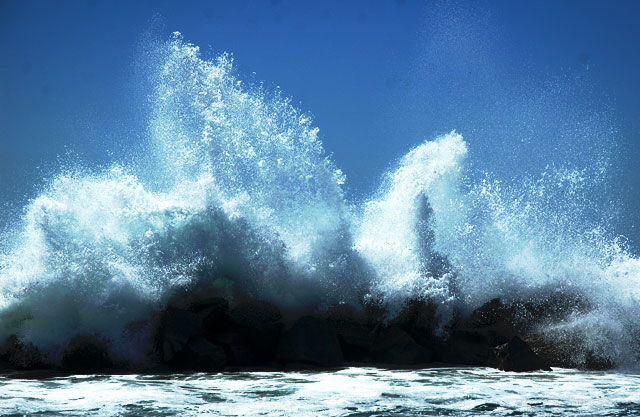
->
1, 0, 639, 244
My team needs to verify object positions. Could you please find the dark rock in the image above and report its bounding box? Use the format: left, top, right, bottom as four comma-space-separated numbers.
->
391, 298, 444, 360
230, 300, 282, 326
361, 296, 388, 327
463, 298, 517, 330
200, 298, 234, 334
325, 305, 376, 363
524, 333, 574, 369
519, 291, 591, 331
391, 299, 438, 343
0, 357, 9, 372
447, 328, 511, 365
335, 321, 376, 362
228, 300, 283, 363
491, 336, 551, 372
60, 334, 114, 373
446, 295, 596, 369
170, 336, 227, 371
190, 296, 229, 314
372, 326, 432, 365
155, 298, 284, 369
446, 298, 518, 366
525, 332, 614, 370
583, 350, 615, 370
209, 332, 256, 365
277, 316, 343, 367
159, 308, 203, 363
0, 335, 48, 370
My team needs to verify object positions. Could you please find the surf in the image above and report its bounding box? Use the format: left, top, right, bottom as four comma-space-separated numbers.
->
0, 33, 638, 369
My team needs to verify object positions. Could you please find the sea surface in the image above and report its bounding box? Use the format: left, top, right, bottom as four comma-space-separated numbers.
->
2, 367, 639, 416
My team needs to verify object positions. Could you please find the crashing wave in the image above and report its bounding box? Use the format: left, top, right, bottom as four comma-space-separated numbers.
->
0, 33, 639, 368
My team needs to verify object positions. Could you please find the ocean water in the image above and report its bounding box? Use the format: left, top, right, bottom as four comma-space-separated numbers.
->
1, 367, 639, 416
1, 32, 640, 413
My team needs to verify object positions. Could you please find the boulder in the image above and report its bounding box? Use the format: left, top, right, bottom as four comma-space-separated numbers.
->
60, 334, 114, 373
391, 299, 444, 360
209, 332, 256, 366
334, 321, 376, 363
0, 335, 48, 370
0, 357, 9, 372
158, 308, 203, 363
491, 336, 551, 372
447, 328, 510, 365
277, 316, 343, 367
519, 291, 591, 332
461, 298, 518, 331
228, 300, 283, 363
372, 326, 432, 365
325, 305, 376, 363
524, 333, 575, 369
525, 332, 614, 370
446, 298, 517, 366
173, 336, 227, 371
583, 350, 615, 370
200, 298, 234, 334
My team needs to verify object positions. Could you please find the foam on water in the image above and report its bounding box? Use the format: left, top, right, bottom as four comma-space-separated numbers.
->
1, 368, 639, 416
0, 33, 639, 367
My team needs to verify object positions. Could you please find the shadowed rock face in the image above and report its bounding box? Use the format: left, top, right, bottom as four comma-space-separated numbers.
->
446, 298, 517, 366
160, 308, 204, 363
277, 316, 343, 367
490, 336, 552, 372
228, 301, 283, 364
170, 336, 227, 371
372, 326, 433, 365
0, 335, 48, 371
0, 292, 590, 374
60, 334, 114, 373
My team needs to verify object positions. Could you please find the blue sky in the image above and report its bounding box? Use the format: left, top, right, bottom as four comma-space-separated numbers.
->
1, 0, 640, 243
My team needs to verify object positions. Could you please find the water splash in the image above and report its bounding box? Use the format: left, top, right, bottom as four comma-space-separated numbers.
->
149, 33, 349, 266
355, 132, 466, 305
0, 33, 639, 367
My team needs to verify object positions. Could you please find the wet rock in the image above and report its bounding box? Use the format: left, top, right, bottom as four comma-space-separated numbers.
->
583, 351, 615, 371
372, 326, 432, 365
519, 291, 591, 332
446, 295, 597, 369
158, 308, 203, 363
169, 336, 227, 371
229, 300, 283, 363
209, 332, 256, 366
462, 298, 518, 331
200, 298, 234, 334
524, 333, 574, 368
325, 305, 376, 363
335, 321, 376, 362
391, 299, 444, 360
447, 328, 510, 365
0, 335, 48, 370
60, 334, 114, 373
525, 332, 614, 370
190, 296, 229, 314
0, 357, 9, 372
491, 336, 551, 372
446, 298, 517, 366
277, 316, 343, 367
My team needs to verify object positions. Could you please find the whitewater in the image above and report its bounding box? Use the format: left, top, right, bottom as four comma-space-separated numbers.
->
1, 368, 639, 416
0, 30, 639, 383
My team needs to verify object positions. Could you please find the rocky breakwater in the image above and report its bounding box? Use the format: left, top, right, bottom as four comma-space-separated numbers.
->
0, 288, 613, 374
